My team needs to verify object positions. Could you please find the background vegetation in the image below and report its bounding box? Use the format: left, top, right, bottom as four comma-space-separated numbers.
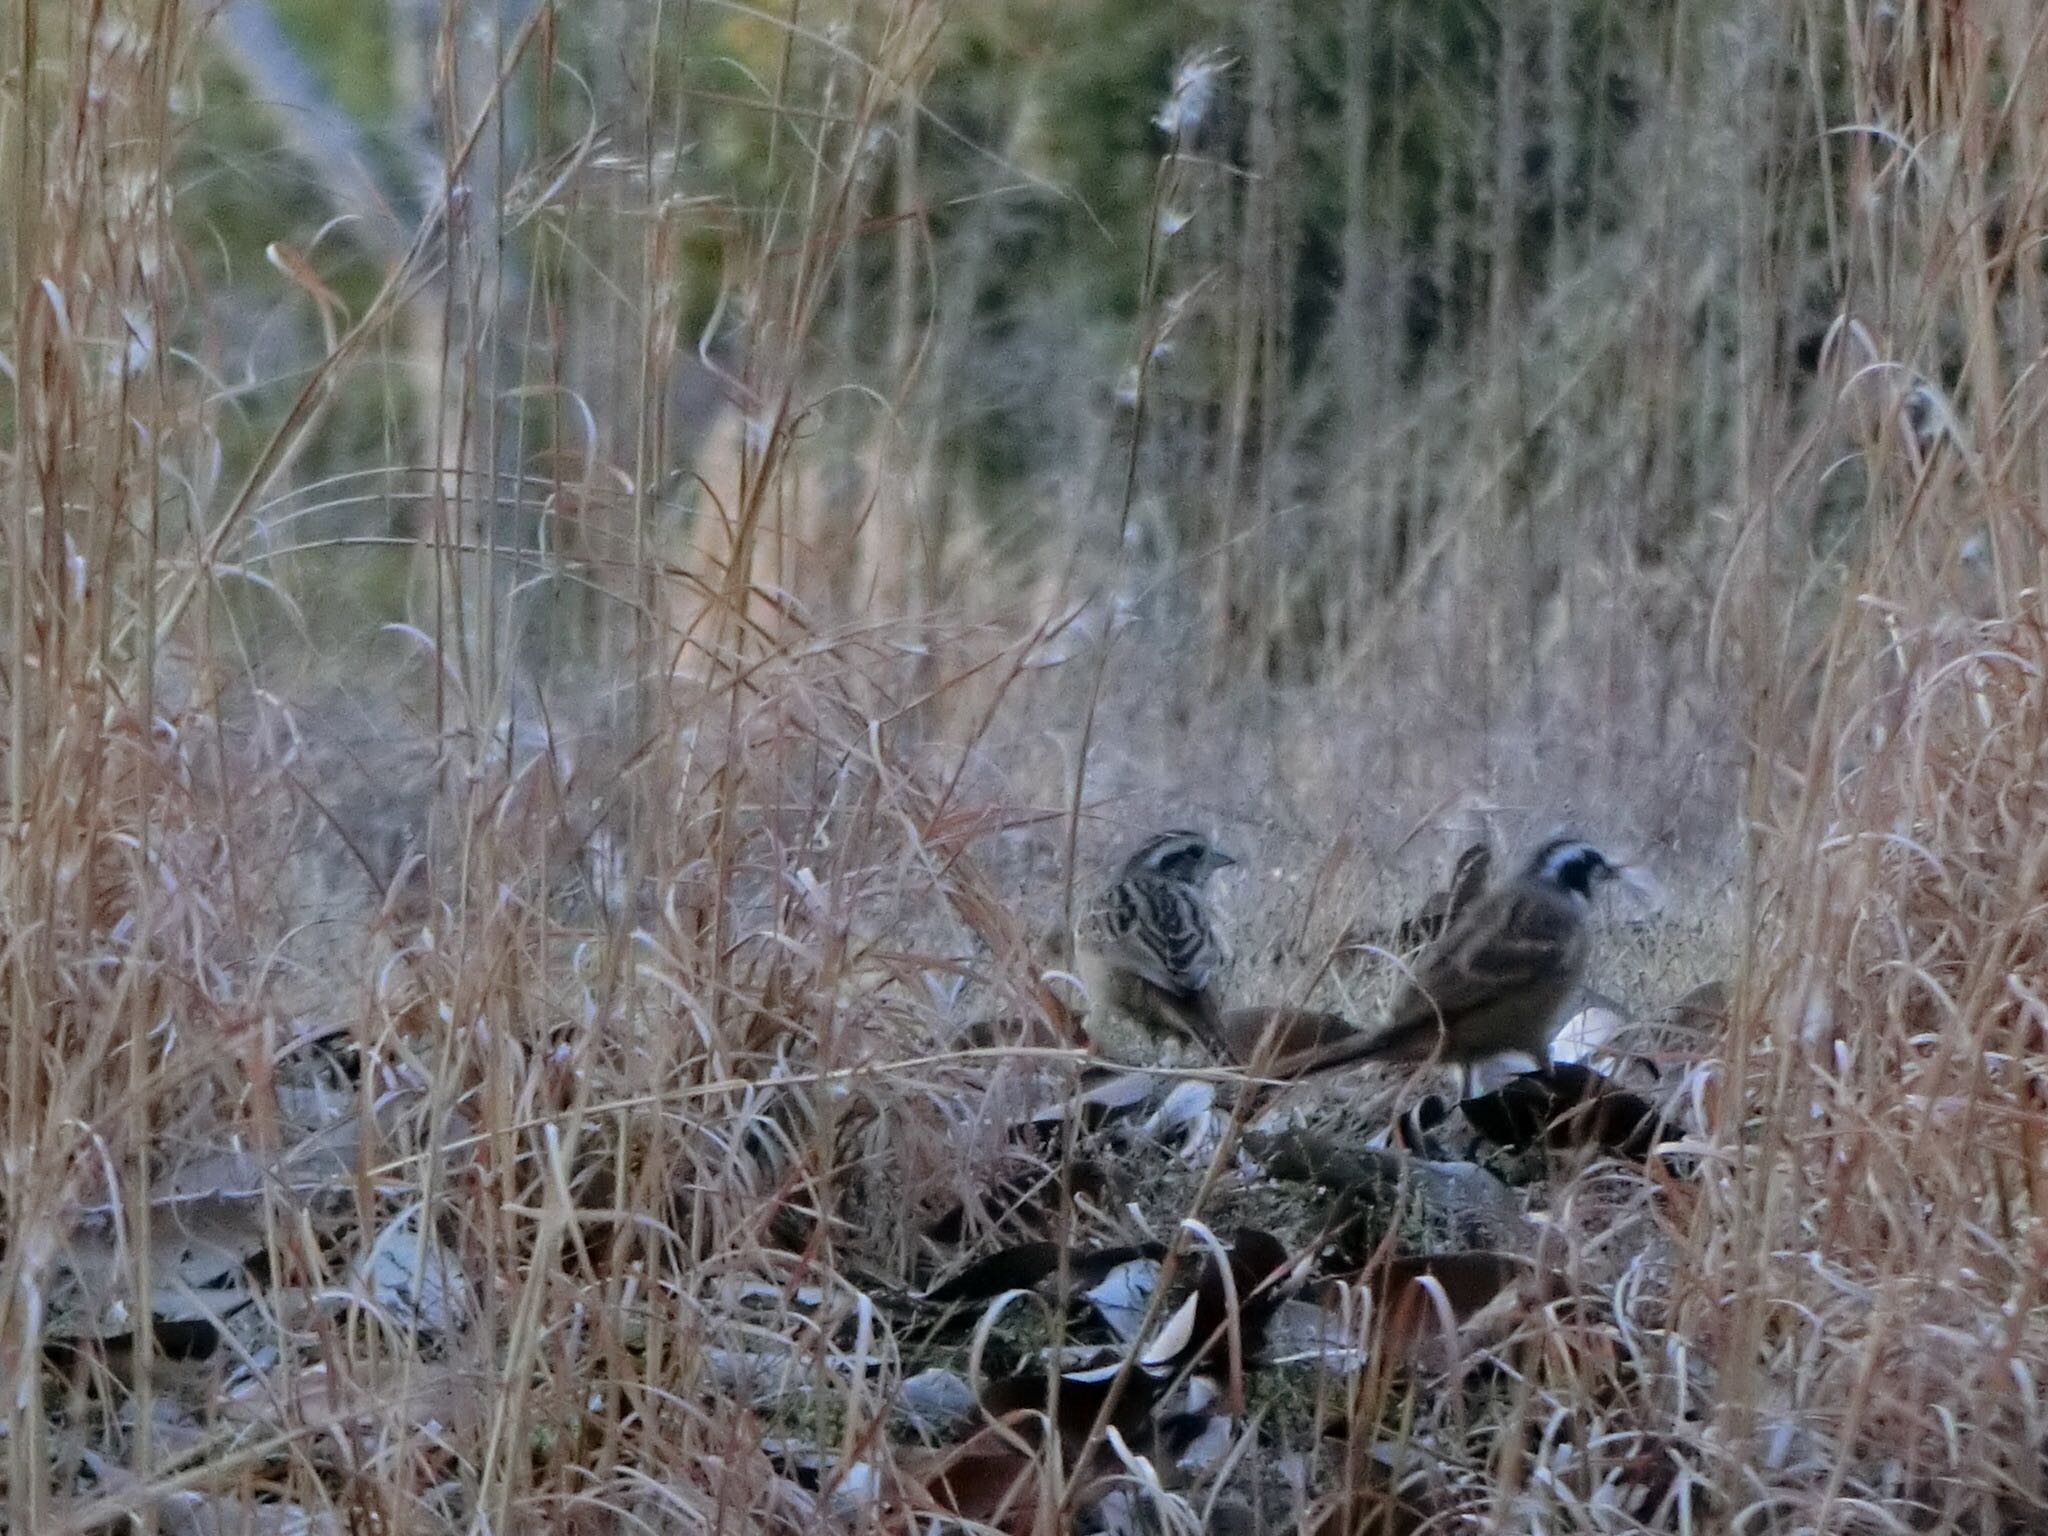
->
3, 0, 2044, 1530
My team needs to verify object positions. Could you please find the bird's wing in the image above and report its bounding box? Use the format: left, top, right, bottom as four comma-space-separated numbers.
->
1397, 889, 1453, 950
1446, 842, 1493, 915
1396, 842, 1493, 950
1389, 883, 1585, 1030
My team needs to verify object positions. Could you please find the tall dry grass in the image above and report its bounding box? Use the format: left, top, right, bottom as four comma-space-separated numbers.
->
0, 0, 2044, 1532
1686, 5, 2048, 1526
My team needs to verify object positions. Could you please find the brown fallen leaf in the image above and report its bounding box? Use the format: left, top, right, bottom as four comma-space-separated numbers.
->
919, 1238, 1166, 1306
1327, 1250, 1543, 1370
978, 1359, 1168, 1457
1458, 1063, 1673, 1162
1143, 1228, 1294, 1379
898, 1422, 1047, 1533
894, 1369, 1163, 1534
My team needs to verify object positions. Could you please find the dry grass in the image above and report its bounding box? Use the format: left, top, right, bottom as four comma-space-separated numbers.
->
3, 1, 2046, 1532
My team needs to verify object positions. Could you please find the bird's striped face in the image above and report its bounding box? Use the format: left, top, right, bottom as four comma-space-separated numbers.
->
1125, 829, 1237, 885
1526, 838, 1618, 899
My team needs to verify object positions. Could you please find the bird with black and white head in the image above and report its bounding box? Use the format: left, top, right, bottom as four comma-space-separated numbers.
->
1075, 830, 1239, 1068
1305, 835, 1633, 1097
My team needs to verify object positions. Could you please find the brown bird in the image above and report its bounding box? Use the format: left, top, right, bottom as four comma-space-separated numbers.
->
1398, 838, 1494, 950
1306, 837, 1624, 1096
1334, 838, 1493, 979
1076, 830, 1237, 1066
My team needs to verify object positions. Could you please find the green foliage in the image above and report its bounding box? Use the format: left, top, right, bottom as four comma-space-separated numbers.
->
267, 0, 397, 120
154, 0, 1759, 658
174, 57, 378, 448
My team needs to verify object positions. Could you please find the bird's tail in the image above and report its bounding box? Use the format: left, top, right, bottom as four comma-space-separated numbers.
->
1284, 1016, 1448, 1078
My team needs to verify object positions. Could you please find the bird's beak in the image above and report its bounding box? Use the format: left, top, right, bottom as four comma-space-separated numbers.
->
1212, 850, 1239, 869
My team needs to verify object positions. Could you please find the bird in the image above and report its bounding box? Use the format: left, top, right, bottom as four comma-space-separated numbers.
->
1333, 837, 1492, 979
1301, 836, 1625, 1097
1398, 838, 1494, 950
1075, 830, 1238, 1067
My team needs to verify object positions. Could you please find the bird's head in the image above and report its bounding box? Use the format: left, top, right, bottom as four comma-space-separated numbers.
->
1126, 829, 1238, 884
1526, 837, 1621, 900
